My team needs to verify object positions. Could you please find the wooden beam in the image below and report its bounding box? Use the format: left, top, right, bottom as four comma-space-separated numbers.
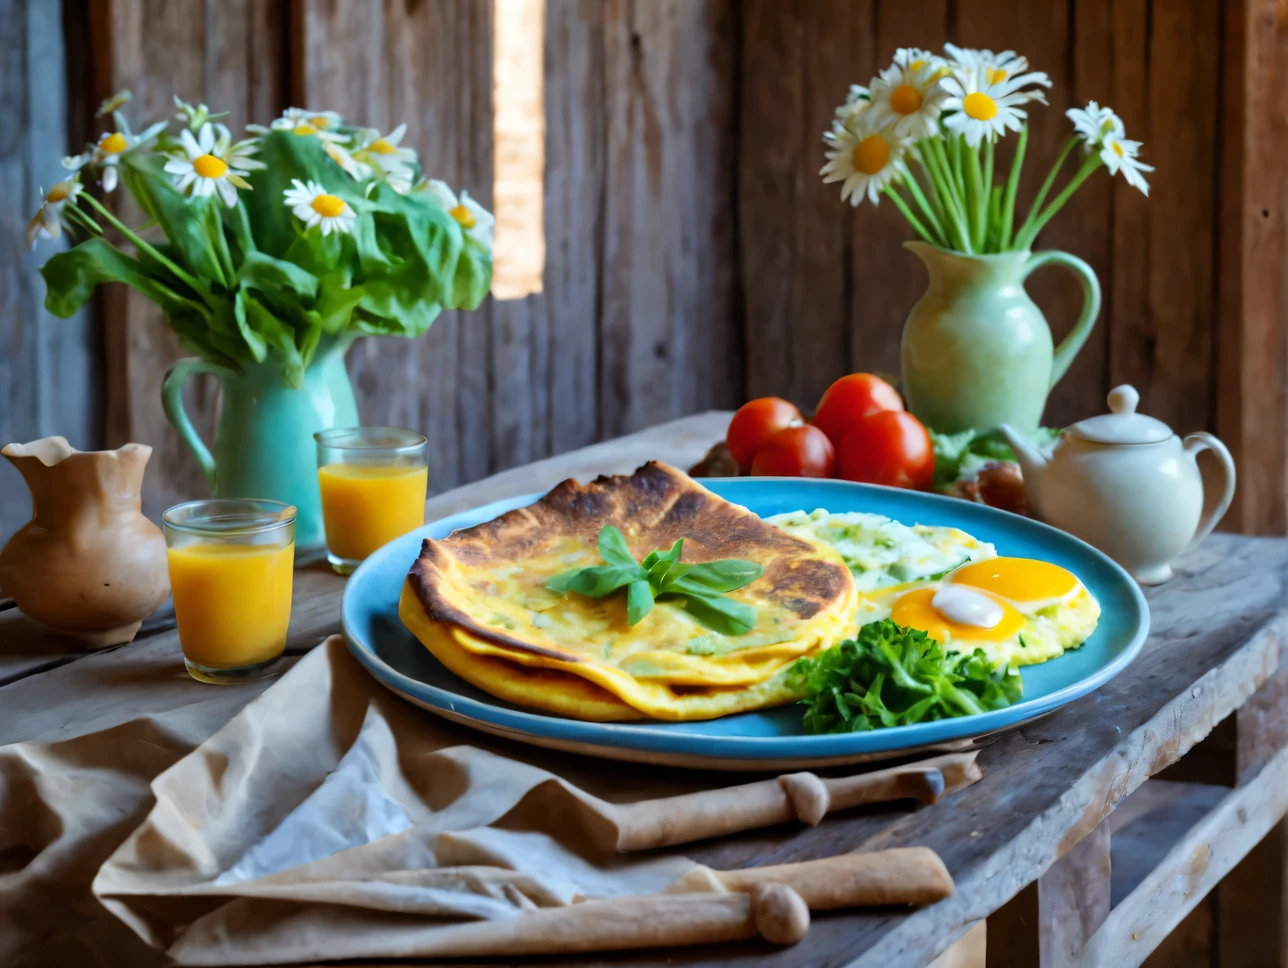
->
1217, 0, 1288, 534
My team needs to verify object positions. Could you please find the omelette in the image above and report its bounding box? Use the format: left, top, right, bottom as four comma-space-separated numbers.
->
400, 463, 858, 721
768, 510, 1100, 669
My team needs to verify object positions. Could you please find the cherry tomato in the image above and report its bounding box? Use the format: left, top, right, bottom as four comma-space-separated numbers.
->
836, 411, 934, 489
726, 397, 803, 469
750, 425, 836, 478
811, 373, 904, 447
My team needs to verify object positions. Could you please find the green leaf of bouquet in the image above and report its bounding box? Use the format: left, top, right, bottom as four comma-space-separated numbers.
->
357, 278, 442, 336
315, 269, 365, 334
283, 226, 343, 277
243, 130, 344, 257
596, 525, 636, 567
677, 591, 757, 636
453, 237, 493, 310
232, 291, 269, 363
676, 559, 764, 594
238, 251, 318, 301
242, 292, 304, 386
626, 579, 654, 626
121, 155, 228, 287
41, 238, 204, 325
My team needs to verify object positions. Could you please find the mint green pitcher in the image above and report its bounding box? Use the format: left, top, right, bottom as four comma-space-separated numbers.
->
162, 335, 359, 551
900, 242, 1101, 434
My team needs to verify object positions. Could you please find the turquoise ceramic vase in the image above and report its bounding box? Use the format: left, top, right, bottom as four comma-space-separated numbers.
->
162, 335, 359, 551
900, 241, 1101, 434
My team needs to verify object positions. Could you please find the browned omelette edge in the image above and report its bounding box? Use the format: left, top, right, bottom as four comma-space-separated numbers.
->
407, 461, 852, 663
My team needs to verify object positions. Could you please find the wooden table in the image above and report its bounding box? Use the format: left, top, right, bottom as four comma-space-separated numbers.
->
3, 410, 1287, 968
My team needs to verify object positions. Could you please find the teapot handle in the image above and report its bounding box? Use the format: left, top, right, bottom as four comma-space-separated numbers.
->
1023, 250, 1102, 390
162, 358, 233, 491
1183, 432, 1237, 553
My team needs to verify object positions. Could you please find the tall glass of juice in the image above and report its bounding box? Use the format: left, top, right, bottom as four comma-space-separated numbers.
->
162, 499, 296, 684
315, 427, 429, 575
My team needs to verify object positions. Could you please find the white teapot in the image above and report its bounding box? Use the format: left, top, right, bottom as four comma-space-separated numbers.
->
999, 386, 1236, 585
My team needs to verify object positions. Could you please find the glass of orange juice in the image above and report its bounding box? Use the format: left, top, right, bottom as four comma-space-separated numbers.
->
315, 427, 429, 575
162, 499, 296, 684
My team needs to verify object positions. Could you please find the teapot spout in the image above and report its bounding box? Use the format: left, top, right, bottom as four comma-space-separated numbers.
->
998, 424, 1048, 513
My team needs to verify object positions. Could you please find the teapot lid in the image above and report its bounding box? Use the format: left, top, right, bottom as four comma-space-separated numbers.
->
1066, 385, 1173, 444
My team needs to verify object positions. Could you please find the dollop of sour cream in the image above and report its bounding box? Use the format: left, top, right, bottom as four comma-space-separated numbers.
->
931, 585, 1004, 629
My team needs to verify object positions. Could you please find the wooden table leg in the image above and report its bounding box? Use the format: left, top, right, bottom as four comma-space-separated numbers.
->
986, 821, 1111, 967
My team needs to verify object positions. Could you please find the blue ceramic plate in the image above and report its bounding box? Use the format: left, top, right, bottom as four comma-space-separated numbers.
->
342, 479, 1149, 769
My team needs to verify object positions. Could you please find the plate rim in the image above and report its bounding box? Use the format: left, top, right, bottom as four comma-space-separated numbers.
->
342, 477, 1150, 759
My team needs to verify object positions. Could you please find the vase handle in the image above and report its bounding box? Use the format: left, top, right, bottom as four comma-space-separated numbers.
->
162, 358, 231, 491
1024, 250, 1102, 390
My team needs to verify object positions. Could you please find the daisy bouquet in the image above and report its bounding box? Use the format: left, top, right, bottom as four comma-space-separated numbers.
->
823, 46, 1152, 252
29, 93, 492, 386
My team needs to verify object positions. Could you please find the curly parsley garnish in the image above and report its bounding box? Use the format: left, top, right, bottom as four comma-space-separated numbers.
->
546, 525, 764, 635
791, 619, 1023, 733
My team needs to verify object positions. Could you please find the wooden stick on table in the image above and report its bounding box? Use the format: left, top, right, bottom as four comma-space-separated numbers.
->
597, 751, 981, 852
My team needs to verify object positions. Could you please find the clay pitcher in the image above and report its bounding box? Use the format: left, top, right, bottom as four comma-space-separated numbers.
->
0, 437, 169, 646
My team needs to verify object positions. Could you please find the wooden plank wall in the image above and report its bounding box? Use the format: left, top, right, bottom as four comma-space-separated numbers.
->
0, 0, 98, 529
6, 0, 1285, 534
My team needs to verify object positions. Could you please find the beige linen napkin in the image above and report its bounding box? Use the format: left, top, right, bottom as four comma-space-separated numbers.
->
3, 635, 968, 965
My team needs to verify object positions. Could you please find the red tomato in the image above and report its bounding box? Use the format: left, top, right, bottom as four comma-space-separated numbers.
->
750, 425, 836, 478
812, 373, 904, 446
726, 397, 803, 469
836, 411, 934, 489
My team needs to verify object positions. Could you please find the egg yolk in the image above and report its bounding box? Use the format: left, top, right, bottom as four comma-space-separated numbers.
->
950, 557, 1081, 609
891, 587, 1026, 643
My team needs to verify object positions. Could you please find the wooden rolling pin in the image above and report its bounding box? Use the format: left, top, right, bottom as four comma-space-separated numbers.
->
594, 751, 981, 852
423, 850, 950, 957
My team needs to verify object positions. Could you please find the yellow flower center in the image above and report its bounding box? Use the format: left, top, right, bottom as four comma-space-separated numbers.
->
890, 84, 923, 116
963, 92, 998, 121
449, 203, 476, 228
311, 194, 345, 218
986, 67, 1008, 85
309, 115, 332, 128
294, 123, 318, 136
367, 138, 398, 155
193, 154, 228, 179
910, 59, 926, 71
852, 135, 890, 175
47, 182, 72, 202
100, 132, 129, 154
1111, 141, 1124, 157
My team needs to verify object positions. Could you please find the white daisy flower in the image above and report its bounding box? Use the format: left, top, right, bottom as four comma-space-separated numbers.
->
1100, 132, 1153, 196
940, 66, 1051, 146
172, 96, 229, 132
865, 50, 952, 139
284, 179, 357, 236
413, 178, 494, 250
1066, 100, 1125, 148
280, 107, 344, 131
944, 45, 1032, 87
163, 122, 264, 207
26, 176, 83, 248
835, 83, 872, 124
324, 140, 373, 182
86, 118, 167, 192
819, 117, 909, 207
96, 90, 131, 118
355, 124, 417, 170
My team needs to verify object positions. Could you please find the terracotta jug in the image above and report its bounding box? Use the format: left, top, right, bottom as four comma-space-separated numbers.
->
0, 437, 169, 646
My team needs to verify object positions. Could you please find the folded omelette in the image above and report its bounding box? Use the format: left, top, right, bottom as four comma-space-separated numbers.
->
399, 462, 857, 721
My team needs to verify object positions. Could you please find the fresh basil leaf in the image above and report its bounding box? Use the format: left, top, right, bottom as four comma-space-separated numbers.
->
676, 591, 757, 636
545, 563, 640, 598
676, 559, 764, 594
640, 550, 660, 570
626, 579, 654, 626
597, 525, 636, 567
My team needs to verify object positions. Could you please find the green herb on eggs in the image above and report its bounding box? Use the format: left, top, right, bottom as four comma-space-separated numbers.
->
546, 525, 765, 635
791, 619, 1023, 733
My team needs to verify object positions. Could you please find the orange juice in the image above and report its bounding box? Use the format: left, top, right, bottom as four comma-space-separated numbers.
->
167, 542, 294, 669
318, 463, 428, 561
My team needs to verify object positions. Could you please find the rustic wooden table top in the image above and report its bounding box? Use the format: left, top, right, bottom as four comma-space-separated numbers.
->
2, 409, 1286, 968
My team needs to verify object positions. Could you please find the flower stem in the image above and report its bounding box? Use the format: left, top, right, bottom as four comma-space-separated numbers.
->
1015, 135, 1078, 247
80, 192, 210, 298
922, 140, 972, 253
1000, 122, 1028, 250
883, 184, 937, 245
982, 138, 995, 250
901, 168, 949, 247
1016, 154, 1104, 249
64, 201, 105, 237
965, 141, 987, 251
